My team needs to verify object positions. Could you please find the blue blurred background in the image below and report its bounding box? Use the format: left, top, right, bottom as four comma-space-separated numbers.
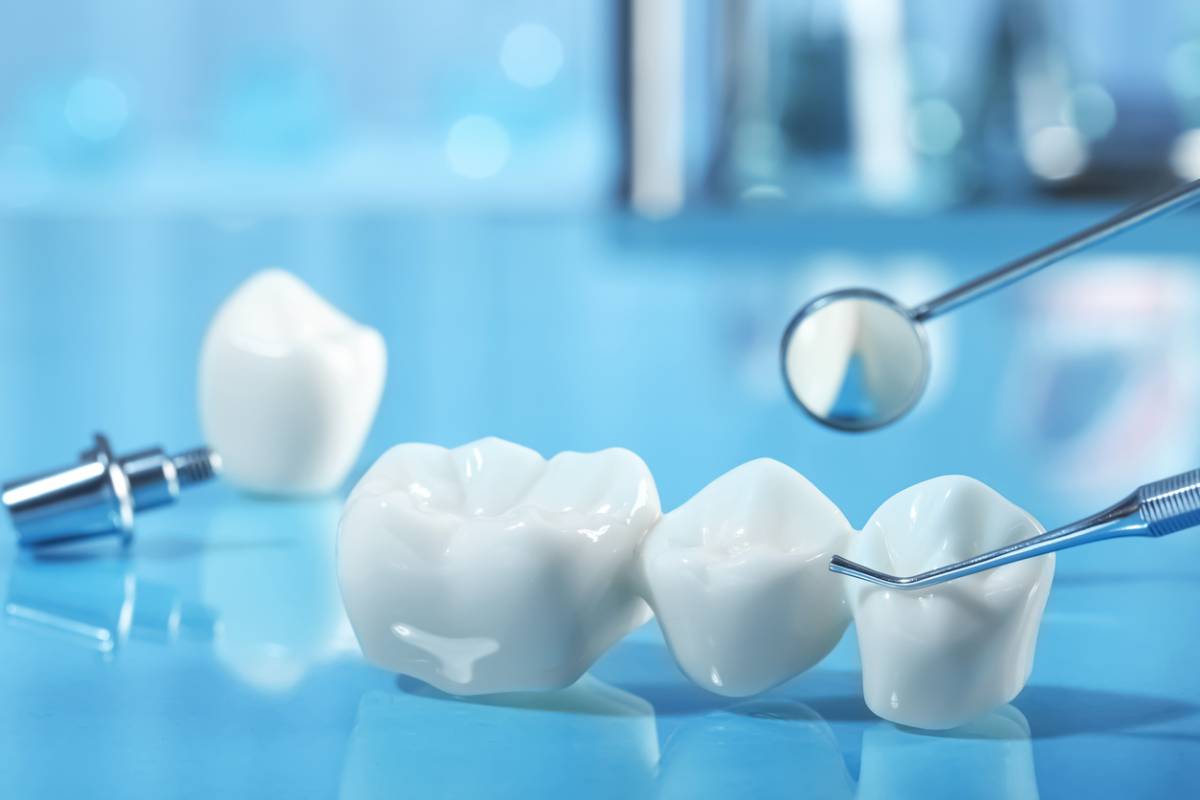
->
1, 0, 1199, 215
3, 3, 1200, 798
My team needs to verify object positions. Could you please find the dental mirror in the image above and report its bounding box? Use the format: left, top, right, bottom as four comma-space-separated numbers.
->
782, 178, 1200, 431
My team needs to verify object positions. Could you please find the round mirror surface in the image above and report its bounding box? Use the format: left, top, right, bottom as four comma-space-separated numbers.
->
781, 290, 929, 431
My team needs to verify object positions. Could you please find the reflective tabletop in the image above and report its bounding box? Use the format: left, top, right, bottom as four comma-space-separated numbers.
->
0, 209, 1198, 798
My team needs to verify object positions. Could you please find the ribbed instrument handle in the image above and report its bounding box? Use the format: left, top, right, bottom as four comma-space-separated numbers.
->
1138, 469, 1200, 537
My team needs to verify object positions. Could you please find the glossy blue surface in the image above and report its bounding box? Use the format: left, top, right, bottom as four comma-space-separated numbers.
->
1, 210, 1198, 798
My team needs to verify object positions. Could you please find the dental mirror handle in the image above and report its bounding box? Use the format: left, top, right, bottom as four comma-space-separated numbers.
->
830, 468, 1200, 590
909, 178, 1200, 323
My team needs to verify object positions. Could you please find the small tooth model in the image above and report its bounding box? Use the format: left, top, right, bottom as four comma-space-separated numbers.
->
338, 437, 1055, 730
338, 437, 661, 695
847, 476, 1054, 730
198, 269, 387, 496
639, 459, 852, 696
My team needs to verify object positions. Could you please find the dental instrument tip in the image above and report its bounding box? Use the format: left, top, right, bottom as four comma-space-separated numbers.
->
828, 555, 909, 588
828, 468, 1200, 590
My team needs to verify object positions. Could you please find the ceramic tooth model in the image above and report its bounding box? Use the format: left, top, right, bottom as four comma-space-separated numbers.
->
337, 437, 661, 695
338, 438, 1055, 730
198, 269, 387, 495
637, 458, 852, 696
846, 476, 1055, 730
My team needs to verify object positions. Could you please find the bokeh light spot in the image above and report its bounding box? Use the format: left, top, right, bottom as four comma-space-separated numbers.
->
908, 99, 962, 156
1026, 126, 1088, 181
445, 115, 511, 179
1170, 129, 1200, 179
64, 77, 129, 141
499, 23, 564, 88
1064, 83, 1117, 140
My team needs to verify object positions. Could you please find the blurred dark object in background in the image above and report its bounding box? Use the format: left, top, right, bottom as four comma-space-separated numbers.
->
703, 0, 1200, 212
1, 0, 1198, 216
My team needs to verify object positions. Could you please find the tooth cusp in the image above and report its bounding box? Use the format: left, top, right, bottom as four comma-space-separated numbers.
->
340, 443, 1056, 725
847, 476, 1055, 730
337, 438, 661, 695
639, 459, 853, 697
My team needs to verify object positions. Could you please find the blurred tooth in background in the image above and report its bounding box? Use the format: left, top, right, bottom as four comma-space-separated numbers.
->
198, 269, 386, 496
337, 437, 661, 695
847, 476, 1054, 730
638, 459, 853, 696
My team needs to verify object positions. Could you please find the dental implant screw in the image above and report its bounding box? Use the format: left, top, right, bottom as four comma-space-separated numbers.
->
0, 433, 222, 547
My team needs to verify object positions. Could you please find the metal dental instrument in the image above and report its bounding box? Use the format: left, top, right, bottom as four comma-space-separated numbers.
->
1, 433, 221, 547
782, 178, 1200, 432
829, 468, 1200, 590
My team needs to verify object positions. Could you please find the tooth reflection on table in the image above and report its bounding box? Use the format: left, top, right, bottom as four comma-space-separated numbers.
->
656, 700, 855, 800
338, 676, 658, 800
201, 496, 353, 691
856, 705, 1038, 800
4, 556, 218, 654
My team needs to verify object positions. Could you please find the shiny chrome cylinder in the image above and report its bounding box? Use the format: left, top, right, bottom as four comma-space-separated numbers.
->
2, 435, 133, 546
1, 433, 219, 547
119, 448, 179, 512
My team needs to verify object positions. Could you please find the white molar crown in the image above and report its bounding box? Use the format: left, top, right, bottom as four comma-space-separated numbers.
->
337, 437, 661, 695
198, 269, 387, 496
338, 439, 1055, 729
639, 459, 852, 696
847, 476, 1055, 730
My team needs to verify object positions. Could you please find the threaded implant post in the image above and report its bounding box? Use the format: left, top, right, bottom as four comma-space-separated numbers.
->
172, 448, 222, 488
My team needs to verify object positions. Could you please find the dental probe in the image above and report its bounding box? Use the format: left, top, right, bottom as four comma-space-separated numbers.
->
1, 433, 221, 547
829, 468, 1200, 589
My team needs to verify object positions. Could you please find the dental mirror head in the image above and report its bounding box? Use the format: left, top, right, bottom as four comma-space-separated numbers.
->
782, 289, 929, 432
780, 178, 1200, 431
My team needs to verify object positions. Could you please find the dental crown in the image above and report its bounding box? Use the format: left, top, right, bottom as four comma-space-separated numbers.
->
337, 436, 1056, 730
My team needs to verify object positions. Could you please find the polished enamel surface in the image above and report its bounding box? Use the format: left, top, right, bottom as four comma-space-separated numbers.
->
199, 269, 387, 495
338, 437, 660, 694
639, 458, 852, 696
848, 476, 1055, 729
1, 211, 1199, 797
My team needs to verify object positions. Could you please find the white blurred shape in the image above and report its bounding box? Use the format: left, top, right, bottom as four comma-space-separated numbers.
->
1170, 129, 1200, 179
630, 0, 685, 217
64, 77, 129, 141
499, 23, 564, 88
445, 115, 511, 179
844, 0, 916, 204
1026, 125, 1088, 181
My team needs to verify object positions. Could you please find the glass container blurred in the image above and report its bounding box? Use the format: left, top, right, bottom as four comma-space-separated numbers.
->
711, 0, 1200, 210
